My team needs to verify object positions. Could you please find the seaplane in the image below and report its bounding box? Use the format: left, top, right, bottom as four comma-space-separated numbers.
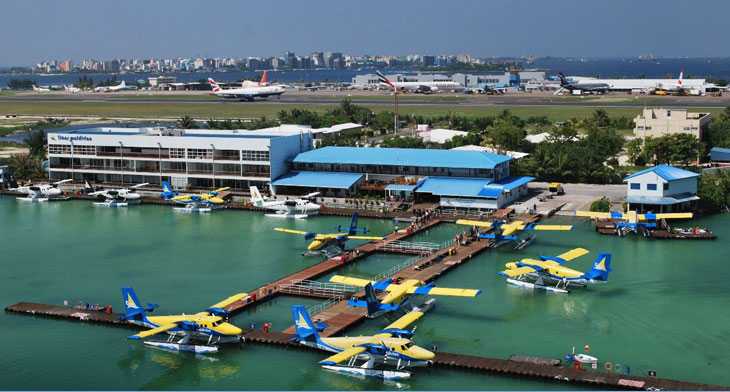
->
89, 182, 148, 207
249, 186, 320, 219
498, 248, 612, 293
456, 219, 573, 249
9, 179, 72, 202
330, 275, 481, 318
169, 186, 230, 213
291, 305, 435, 380
160, 181, 178, 200
274, 213, 383, 256
575, 210, 693, 236
122, 287, 248, 353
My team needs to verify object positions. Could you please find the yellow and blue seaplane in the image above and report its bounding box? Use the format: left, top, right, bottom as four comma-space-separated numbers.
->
291, 305, 435, 380
274, 213, 383, 256
166, 184, 230, 213
456, 219, 573, 249
122, 287, 247, 353
575, 210, 693, 236
330, 275, 480, 318
499, 248, 612, 293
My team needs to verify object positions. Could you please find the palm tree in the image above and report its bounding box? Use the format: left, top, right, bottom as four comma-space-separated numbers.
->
24, 129, 46, 158
7, 153, 44, 180
177, 115, 197, 129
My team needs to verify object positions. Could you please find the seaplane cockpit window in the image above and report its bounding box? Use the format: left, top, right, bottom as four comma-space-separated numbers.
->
403, 342, 414, 349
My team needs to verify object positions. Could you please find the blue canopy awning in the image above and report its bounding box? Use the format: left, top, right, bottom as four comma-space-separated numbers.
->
272, 171, 363, 189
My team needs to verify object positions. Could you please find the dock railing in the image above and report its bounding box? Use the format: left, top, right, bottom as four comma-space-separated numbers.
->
279, 279, 359, 299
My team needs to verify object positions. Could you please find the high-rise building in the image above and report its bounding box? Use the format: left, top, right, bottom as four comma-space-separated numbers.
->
311, 52, 325, 67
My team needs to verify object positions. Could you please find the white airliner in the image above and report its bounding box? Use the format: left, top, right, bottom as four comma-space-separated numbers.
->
249, 186, 320, 219
32, 85, 51, 93
208, 72, 286, 101
64, 85, 81, 93
10, 179, 72, 202
376, 71, 462, 93
94, 80, 138, 92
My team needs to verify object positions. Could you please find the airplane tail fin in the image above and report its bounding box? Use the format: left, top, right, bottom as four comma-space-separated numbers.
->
161, 181, 174, 199
291, 305, 321, 343
259, 70, 269, 86
249, 186, 264, 206
584, 253, 612, 282
363, 283, 382, 316
678, 70, 684, 87
557, 72, 568, 86
121, 287, 153, 321
208, 78, 222, 92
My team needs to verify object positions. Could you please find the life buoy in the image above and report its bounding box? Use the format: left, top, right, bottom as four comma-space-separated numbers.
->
604, 362, 613, 371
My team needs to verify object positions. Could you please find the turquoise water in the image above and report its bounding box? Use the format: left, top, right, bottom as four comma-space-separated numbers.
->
1, 196, 729, 390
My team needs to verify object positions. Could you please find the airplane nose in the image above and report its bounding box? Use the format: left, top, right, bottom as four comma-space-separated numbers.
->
224, 324, 243, 335
410, 347, 435, 360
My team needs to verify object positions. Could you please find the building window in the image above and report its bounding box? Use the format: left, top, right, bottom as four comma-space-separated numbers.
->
73, 145, 96, 155
169, 148, 185, 159
647, 184, 657, 191
663, 183, 669, 191
241, 150, 269, 161
630, 183, 640, 190
48, 144, 71, 154
187, 148, 212, 160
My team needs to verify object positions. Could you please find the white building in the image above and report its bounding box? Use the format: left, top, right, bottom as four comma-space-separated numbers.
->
624, 164, 700, 212
633, 108, 711, 139
47, 126, 312, 191
418, 128, 468, 144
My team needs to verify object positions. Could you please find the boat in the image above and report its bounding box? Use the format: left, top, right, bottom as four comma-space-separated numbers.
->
143, 340, 218, 354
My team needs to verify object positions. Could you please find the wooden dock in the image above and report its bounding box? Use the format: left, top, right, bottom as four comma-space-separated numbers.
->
241, 330, 727, 391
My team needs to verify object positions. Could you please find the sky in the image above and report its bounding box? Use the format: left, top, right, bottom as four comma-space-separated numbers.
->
2, 0, 730, 65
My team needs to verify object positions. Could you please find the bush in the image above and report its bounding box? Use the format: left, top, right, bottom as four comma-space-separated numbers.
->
590, 197, 611, 212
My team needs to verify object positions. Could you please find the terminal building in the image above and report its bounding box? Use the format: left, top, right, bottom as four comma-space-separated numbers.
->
272, 146, 533, 210
47, 126, 533, 210
47, 126, 312, 190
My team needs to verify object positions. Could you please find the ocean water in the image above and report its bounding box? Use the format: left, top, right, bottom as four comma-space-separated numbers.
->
1, 196, 729, 390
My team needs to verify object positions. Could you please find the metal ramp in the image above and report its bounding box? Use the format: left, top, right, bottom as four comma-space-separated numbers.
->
376, 240, 441, 255
279, 279, 358, 300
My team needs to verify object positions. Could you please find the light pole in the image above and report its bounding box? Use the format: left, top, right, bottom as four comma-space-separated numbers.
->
70, 140, 75, 183
210, 143, 215, 188
118, 141, 124, 185
157, 142, 162, 186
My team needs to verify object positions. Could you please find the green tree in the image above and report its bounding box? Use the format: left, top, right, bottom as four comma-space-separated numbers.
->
177, 115, 197, 129
380, 136, 425, 148
483, 117, 526, 152
591, 109, 611, 128
24, 129, 46, 158
590, 197, 611, 212
6, 153, 44, 180
698, 170, 730, 211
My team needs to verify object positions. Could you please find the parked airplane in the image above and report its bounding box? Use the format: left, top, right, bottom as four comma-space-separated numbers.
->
456, 219, 573, 249
170, 186, 230, 213
207, 77, 285, 101
94, 80, 138, 92
499, 248, 612, 293
249, 186, 320, 218
64, 85, 81, 93
291, 305, 434, 380
556, 73, 609, 95
240, 70, 271, 88
274, 213, 383, 256
122, 287, 247, 353
330, 275, 480, 318
575, 210, 693, 235
376, 71, 462, 93
10, 179, 72, 202
89, 182, 149, 207
32, 85, 51, 92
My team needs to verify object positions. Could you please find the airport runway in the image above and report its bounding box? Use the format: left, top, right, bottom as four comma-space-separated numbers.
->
2, 91, 729, 108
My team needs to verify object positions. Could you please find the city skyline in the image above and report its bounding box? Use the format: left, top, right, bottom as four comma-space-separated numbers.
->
2, 0, 730, 65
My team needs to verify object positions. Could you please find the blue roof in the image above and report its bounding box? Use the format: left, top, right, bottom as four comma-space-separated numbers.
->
710, 147, 730, 162
293, 146, 511, 170
416, 177, 499, 199
624, 164, 699, 182
272, 171, 363, 189
488, 176, 535, 192
385, 184, 419, 192
627, 193, 700, 205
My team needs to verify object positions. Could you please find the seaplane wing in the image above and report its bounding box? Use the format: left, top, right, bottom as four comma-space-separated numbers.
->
575, 211, 612, 219
532, 224, 573, 231
500, 221, 525, 236
455, 219, 493, 229
640, 212, 693, 220
130, 183, 149, 189
320, 346, 368, 365
347, 235, 384, 241
329, 275, 372, 287
407, 287, 481, 297
129, 323, 178, 339
499, 266, 538, 278
556, 247, 590, 261
208, 292, 248, 310
376, 310, 424, 334
274, 228, 309, 235
171, 194, 193, 202
213, 187, 230, 193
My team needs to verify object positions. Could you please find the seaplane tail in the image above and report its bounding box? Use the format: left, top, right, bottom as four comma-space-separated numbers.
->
582, 253, 612, 282
292, 305, 325, 347
161, 181, 176, 199
249, 186, 265, 207
121, 287, 155, 324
